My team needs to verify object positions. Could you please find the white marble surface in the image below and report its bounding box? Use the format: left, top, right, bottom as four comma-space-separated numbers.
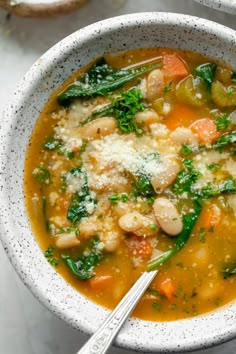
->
0, 1, 236, 353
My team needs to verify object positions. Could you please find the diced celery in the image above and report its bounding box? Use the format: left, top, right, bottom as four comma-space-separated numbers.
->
176, 75, 207, 107
211, 81, 236, 107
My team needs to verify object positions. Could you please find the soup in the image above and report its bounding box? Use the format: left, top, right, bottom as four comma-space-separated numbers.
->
24, 48, 236, 321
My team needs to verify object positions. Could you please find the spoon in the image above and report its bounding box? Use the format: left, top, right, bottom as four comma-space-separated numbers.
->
76, 269, 158, 354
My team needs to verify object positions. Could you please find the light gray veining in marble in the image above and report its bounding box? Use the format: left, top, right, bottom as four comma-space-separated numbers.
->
1, 0, 236, 353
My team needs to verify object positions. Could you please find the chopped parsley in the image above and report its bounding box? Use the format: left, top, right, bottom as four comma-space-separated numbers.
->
181, 143, 193, 156
44, 245, 54, 258
199, 228, 206, 243
33, 164, 51, 185
44, 245, 59, 267
83, 88, 146, 135
152, 302, 161, 311
214, 114, 231, 131
163, 81, 173, 93
108, 193, 129, 205
150, 223, 158, 231
172, 159, 202, 195
206, 163, 221, 171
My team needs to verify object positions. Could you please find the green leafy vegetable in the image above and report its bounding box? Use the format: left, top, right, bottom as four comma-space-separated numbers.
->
33, 164, 51, 185
44, 137, 61, 150
181, 143, 193, 156
108, 193, 129, 205
62, 238, 102, 280
214, 113, 231, 131
44, 136, 75, 160
223, 262, 236, 279
66, 168, 96, 223
195, 63, 216, 87
199, 228, 206, 243
163, 81, 173, 93
44, 245, 59, 266
206, 163, 221, 171
199, 179, 236, 199
44, 245, 54, 258
148, 201, 202, 271
58, 57, 162, 105
133, 175, 155, 197
213, 131, 236, 150
82, 88, 146, 135
172, 159, 202, 195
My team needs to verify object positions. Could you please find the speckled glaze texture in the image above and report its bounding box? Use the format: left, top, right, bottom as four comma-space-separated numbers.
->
194, 0, 236, 14
0, 12, 236, 353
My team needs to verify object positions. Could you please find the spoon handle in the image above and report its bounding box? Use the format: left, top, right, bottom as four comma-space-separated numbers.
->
76, 269, 158, 354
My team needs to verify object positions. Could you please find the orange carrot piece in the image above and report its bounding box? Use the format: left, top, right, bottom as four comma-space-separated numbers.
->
88, 274, 113, 291
202, 204, 221, 230
159, 278, 176, 301
127, 235, 153, 258
163, 54, 189, 79
190, 118, 221, 144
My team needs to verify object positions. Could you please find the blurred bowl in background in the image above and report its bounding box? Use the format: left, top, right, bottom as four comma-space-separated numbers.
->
0, 0, 89, 17
194, 0, 236, 14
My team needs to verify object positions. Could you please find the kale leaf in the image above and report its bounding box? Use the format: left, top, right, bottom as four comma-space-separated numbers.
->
195, 63, 216, 87
58, 57, 162, 105
61, 238, 102, 280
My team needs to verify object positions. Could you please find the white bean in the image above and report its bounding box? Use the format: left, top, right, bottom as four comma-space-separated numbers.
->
151, 159, 180, 191
118, 212, 144, 232
79, 221, 99, 239
55, 232, 80, 249
153, 197, 183, 236
146, 69, 164, 102
135, 110, 161, 128
170, 127, 198, 149
82, 117, 116, 139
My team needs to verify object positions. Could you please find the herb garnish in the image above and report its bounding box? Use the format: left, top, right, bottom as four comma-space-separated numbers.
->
181, 143, 193, 156
82, 88, 146, 135
66, 168, 97, 223
195, 63, 216, 87
214, 113, 231, 131
58, 57, 162, 105
33, 164, 51, 185
62, 237, 102, 280
108, 193, 129, 205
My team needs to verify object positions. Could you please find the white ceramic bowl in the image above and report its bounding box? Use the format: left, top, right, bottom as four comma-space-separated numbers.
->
194, 0, 236, 14
0, 12, 236, 353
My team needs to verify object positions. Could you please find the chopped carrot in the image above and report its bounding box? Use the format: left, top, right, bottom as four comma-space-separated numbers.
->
88, 274, 113, 291
126, 235, 153, 258
159, 278, 176, 302
190, 118, 221, 144
163, 54, 189, 79
202, 204, 221, 230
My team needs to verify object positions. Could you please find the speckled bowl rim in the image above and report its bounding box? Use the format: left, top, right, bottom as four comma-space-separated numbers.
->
194, 0, 236, 14
0, 12, 236, 353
